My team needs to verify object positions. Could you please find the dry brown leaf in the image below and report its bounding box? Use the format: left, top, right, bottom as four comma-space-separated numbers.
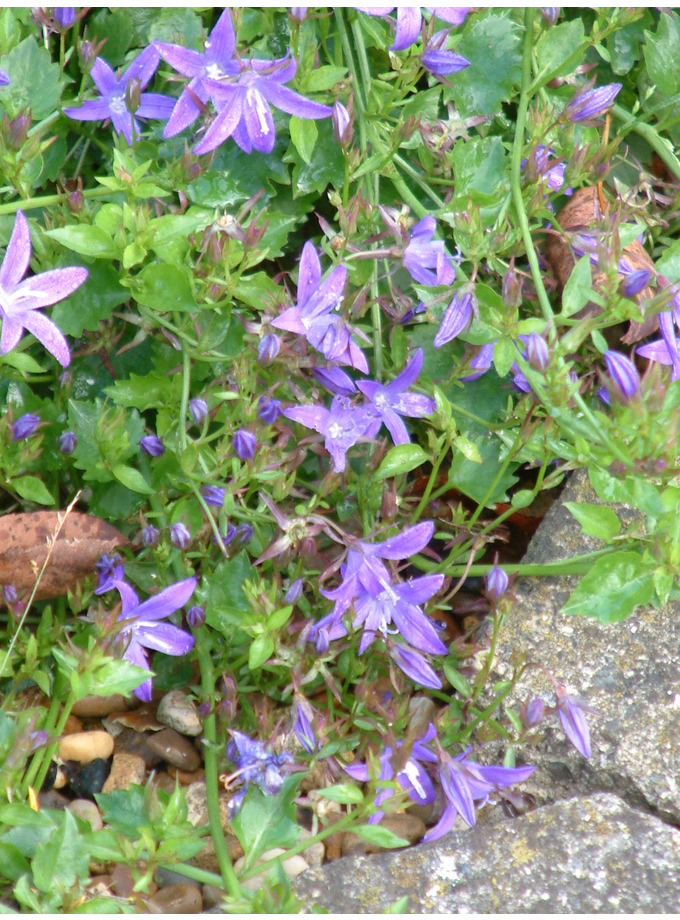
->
0, 511, 129, 599
545, 186, 656, 343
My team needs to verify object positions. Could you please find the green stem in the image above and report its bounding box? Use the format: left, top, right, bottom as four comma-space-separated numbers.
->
25, 688, 77, 797
0, 186, 111, 215
439, 545, 619, 578
392, 154, 445, 209
611, 102, 680, 185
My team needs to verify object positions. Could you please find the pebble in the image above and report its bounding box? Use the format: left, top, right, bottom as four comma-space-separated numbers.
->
202, 884, 226, 910
341, 812, 426, 857
63, 714, 83, 734
102, 753, 146, 793
408, 695, 438, 738
151, 771, 179, 795
59, 730, 114, 764
147, 883, 203, 914
235, 848, 310, 891
114, 728, 163, 767
64, 758, 111, 799
71, 694, 128, 717
106, 704, 164, 734
167, 765, 205, 785
155, 867, 201, 890
68, 799, 103, 831
37, 789, 69, 810
145, 728, 201, 772
157, 691, 202, 737
298, 828, 325, 869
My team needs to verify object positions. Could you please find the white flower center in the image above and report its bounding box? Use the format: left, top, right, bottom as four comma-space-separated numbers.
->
327, 422, 343, 440
109, 94, 127, 115
205, 62, 225, 80
402, 760, 426, 798
373, 392, 388, 410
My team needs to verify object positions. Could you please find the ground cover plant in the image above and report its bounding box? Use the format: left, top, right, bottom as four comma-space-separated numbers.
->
1, 5, 680, 913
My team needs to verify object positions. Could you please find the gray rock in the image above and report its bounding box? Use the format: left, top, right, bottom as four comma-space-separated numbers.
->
294, 793, 680, 913
157, 691, 202, 737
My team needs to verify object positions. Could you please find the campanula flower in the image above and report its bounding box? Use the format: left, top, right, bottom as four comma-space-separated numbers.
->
257, 396, 282, 424
345, 723, 438, 822
233, 428, 256, 459
257, 332, 280, 363
110, 576, 196, 701
58, 430, 77, 454
555, 686, 597, 758
222, 730, 295, 817
402, 216, 456, 287
189, 397, 208, 425
521, 144, 567, 192
94, 554, 125, 594
272, 242, 368, 371
140, 434, 165, 456
563, 82, 621, 123
0, 210, 87, 367
421, 30, 470, 76
170, 521, 191, 549
284, 395, 381, 472
433, 291, 474, 348
356, 7, 469, 52
201, 485, 225, 507
11, 413, 40, 440
64, 45, 175, 145
603, 350, 639, 402
357, 348, 436, 445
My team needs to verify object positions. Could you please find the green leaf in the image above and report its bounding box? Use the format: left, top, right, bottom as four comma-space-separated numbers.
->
301, 65, 347, 93
561, 256, 593, 317
535, 19, 585, 81
73, 658, 149, 699
111, 464, 153, 494
450, 12, 522, 117
45, 225, 118, 260
350, 824, 408, 849
510, 489, 534, 509
0, 841, 30, 882
317, 783, 364, 805
286, 119, 345, 197
96, 787, 148, 838
231, 780, 300, 869
12, 475, 54, 505
32, 810, 89, 893
51, 262, 129, 337
384, 896, 410, 914
289, 115, 318, 166
0, 351, 45, 374
443, 661, 472, 698
132, 264, 197, 312
200, 551, 254, 639
376, 444, 429, 480
249, 634, 274, 669
452, 434, 482, 464
450, 136, 508, 203
561, 551, 655, 622
187, 136, 290, 209
564, 502, 621, 541
1, 37, 65, 120
644, 12, 680, 95
106, 373, 183, 411
493, 337, 516, 378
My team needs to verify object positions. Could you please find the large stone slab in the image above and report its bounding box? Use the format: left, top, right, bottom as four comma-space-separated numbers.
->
294, 793, 680, 913
493, 469, 680, 823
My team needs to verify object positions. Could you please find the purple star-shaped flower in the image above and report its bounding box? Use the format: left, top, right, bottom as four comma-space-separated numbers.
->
0, 210, 87, 367
402, 216, 456, 287
272, 242, 368, 371
345, 723, 438, 822
284, 395, 381, 472
112, 576, 196, 701
194, 52, 331, 155
357, 348, 435, 445
64, 45, 175, 145
223, 730, 294, 816
156, 9, 240, 138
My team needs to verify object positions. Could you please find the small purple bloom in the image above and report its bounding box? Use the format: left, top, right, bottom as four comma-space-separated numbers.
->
186, 605, 205, 628
523, 698, 546, 728
462, 342, 495, 380
555, 687, 596, 758
12, 413, 40, 440
603, 350, 639, 402
64, 45, 175, 145
112, 576, 196, 701
272, 242, 368, 371
433, 291, 474, 348
257, 332, 280, 363
312, 365, 357, 395
294, 699, 320, 754
94, 554, 125, 595
201, 485, 225, 507
485, 564, 509, 600
233, 428, 256, 459
140, 434, 165, 457
522, 144, 566, 192
189, 397, 208, 425
142, 524, 160, 547
564, 83, 621, 123
620, 267, 652, 298
223, 730, 294, 816
170, 522, 191, 549
257, 396, 283, 424
54, 7, 75, 28
403, 216, 456, 287
58, 430, 77, 454
357, 349, 435, 445
357, 7, 469, 52
0, 210, 87, 367
284, 578, 303, 603
3, 584, 18, 604
421, 30, 470, 76
284, 395, 381, 473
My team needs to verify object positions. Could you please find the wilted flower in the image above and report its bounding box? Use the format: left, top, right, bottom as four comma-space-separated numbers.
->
201, 485, 225, 507
603, 350, 639, 402
0, 210, 87, 367
222, 730, 295, 817
402, 216, 456, 287
433, 291, 474, 348
170, 521, 191, 549
12, 413, 40, 440
142, 524, 160, 547
563, 82, 621, 123
555, 686, 597, 758
58, 430, 77, 453
421, 30, 470, 76
233, 428, 256, 459
189, 397, 208, 425
140, 434, 165, 457
64, 45, 175, 144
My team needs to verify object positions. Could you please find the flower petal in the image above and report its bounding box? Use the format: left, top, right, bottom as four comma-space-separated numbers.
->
0, 210, 31, 289
12, 267, 88, 310
134, 576, 197, 621
193, 92, 243, 154
258, 81, 332, 119
18, 310, 71, 367
134, 620, 195, 656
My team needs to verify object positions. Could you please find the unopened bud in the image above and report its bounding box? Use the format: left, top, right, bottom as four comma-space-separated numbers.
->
189, 397, 208, 425
125, 77, 142, 115
332, 100, 353, 147
526, 332, 549, 371
258, 333, 280, 364
502, 267, 522, 308
8, 113, 30, 149
58, 430, 77, 454
186, 605, 205, 628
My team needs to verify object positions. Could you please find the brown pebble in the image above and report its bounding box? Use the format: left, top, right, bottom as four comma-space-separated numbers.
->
202, 884, 226, 910
341, 812, 425, 857
58, 730, 114, 764
38, 789, 70, 810
102, 752, 147, 792
63, 714, 83, 734
150, 771, 179, 795
71, 694, 128, 717
68, 798, 103, 831
114, 728, 164, 767
147, 883, 203, 914
145, 728, 201, 772
167, 764, 205, 785
107, 704, 164, 733
110, 864, 157, 899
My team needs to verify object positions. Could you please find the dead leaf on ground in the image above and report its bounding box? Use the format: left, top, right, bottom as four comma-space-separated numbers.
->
0, 511, 129, 599
545, 185, 657, 343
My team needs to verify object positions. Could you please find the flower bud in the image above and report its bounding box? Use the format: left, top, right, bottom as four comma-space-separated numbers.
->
186, 605, 205, 628
564, 83, 621, 123
12, 413, 40, 440
257, 396, 282, 424
620, 267, 652, 298
142, 524, 160, 546
236, 523, 254, 545
233, 429, 256, 459
284, 578, 303, 603
68, 188, 85, 212
526, 332, 549, 371
433, 292, 474, 348
170, 522, 191, 549
257, 333, 280, 364
485, 564, 509, 600
501, 267, 522, 308
332, 101, 353, 147
54, 7, 75, 29
58, 430, 77, 454
523, 697, 545, 727
189, 397, 208, 425
2, 585, 18, 604
201, 485, 225, 507
540, 7, 559, 24
603, 350, 639, 402
140, 434, 165, 457
8, 113, 30, 150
